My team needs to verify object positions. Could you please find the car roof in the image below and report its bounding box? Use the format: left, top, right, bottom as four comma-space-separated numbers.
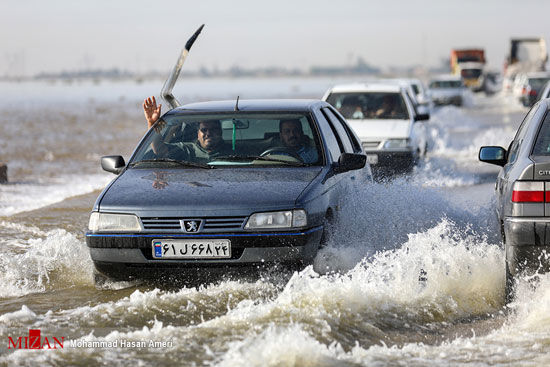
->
326, 83, 403, 93
167, 99, 327, 114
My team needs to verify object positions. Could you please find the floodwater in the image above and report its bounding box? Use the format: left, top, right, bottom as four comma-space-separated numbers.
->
1, 78, 549, 366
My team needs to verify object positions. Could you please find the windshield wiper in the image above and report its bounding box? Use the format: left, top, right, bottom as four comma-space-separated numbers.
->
214, 155, 308, 167
129, 158, 212, 169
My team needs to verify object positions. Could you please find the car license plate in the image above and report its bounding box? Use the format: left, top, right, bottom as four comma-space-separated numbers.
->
366, 154, 378, 165
152, 239, 231, 259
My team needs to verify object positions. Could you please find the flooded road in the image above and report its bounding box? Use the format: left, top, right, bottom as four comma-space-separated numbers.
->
1, 79, 549, 366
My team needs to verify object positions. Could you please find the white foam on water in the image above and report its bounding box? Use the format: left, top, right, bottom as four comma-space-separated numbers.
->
216, 324, 346, 367
411, 158, 479, 187
0, 229, 94, 298
316, 178, 500, 273
0, 279, 278, 333
212, 271, 550, 367
197, 219, 502, 347
0, 173, 112, 216
426, 105, 515, 160
0, 305, 38, 328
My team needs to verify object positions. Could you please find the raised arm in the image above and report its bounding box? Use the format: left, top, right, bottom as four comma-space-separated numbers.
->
143, 96, 162, 130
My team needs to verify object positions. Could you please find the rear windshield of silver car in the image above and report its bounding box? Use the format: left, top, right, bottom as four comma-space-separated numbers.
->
131, 113, 323, 166
326, 92, 409, 120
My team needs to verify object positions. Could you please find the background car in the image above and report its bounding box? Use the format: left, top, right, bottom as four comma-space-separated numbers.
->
428, 75, 468, 106
86, 99, 370, 282
518, 72, 550, 107
322, 83, 429, 177
479, 99, 550, 302
383, 78, 433, 116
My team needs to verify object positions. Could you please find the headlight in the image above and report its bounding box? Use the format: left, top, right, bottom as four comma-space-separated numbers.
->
244, 209, 307, 230
88, 212, 142, 232
383, 139, 410, 149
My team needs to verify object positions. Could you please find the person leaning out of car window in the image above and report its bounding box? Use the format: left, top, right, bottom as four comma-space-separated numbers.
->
143, 96, 232, 162
277, 119, 318, 163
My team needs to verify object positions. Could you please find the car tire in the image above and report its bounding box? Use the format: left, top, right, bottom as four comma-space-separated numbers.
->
93, 269, 110, 287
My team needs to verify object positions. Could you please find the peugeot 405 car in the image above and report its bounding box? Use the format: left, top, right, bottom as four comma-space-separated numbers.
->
322, 83, 429, 176
479, 98, 550, 301
87, 99, 370, 281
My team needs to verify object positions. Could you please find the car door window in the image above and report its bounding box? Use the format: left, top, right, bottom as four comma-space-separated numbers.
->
316, 110, 343, 163
532, 111, 550, 155
508, 105, 539, 163
322, 108, 354, 153
325, 107, 363, 153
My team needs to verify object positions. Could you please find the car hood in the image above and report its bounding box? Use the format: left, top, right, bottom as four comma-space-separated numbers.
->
347, 119, 411, 140
98, 167, 323, 215
430, 88, 464, 98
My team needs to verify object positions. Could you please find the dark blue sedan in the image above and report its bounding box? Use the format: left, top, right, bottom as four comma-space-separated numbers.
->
86, 99, 371, 281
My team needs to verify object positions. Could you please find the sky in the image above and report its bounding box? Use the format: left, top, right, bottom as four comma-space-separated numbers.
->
1, 0, 549, 77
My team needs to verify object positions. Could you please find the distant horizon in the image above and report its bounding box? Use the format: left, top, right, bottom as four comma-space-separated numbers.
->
1, 0, 549, 77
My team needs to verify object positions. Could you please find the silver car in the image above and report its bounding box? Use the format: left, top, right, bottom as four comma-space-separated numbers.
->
428, 75, 467, 106
479, 99, 550, 302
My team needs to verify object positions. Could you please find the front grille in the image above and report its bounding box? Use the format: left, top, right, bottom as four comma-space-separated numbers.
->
140, 216, 247, 232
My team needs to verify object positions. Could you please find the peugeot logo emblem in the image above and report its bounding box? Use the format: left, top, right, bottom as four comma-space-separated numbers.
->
181, 219, 202, 233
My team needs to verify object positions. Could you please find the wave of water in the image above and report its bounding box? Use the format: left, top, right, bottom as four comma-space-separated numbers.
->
0, 176, 514, 365
0, 224, 93, 298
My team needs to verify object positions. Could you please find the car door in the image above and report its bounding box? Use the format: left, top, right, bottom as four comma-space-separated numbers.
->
498, 105, 540, 219
402, 90, 427, 156
322, 107, 369, 185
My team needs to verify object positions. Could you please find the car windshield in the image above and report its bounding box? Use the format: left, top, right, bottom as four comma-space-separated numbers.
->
130, 112, 323, 167
326, 92, 409, 120
429, 80, 464, 88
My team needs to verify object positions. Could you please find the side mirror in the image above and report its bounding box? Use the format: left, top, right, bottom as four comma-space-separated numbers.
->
101, 155, 126, 174
479, 146, 506, 167
415, 113, 430, 121
335, 153, 366, 173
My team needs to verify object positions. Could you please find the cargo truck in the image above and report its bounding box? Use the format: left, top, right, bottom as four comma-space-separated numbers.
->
450, 48, 486, 92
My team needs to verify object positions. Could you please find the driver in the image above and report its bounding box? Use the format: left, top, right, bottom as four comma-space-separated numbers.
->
277, 119, 318, 163
143, 96, 232, 162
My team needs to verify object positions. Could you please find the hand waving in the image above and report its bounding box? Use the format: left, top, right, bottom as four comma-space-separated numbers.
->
143, 96, 162, 130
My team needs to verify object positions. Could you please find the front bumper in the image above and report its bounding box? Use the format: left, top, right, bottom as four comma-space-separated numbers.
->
432, 96, 463, 106
86, 227, 323, 279
504, 217, 550, 276
364, 149, 415, 174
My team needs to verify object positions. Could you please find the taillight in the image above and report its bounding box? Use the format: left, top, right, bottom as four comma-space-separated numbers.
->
512, 181, 544, 202
529, 89, 537, 96
521, 87, 528, 95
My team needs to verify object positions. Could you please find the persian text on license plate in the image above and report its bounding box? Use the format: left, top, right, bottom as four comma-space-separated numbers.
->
366, 154, 378, 165
152, 239, 231, 259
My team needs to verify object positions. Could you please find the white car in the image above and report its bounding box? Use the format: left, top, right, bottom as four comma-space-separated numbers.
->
322, 83, 429, 175
428, 75, 467, 106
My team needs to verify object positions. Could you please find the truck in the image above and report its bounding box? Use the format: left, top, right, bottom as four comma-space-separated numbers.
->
504, 38, 548, 91
450, 48, 486, 92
